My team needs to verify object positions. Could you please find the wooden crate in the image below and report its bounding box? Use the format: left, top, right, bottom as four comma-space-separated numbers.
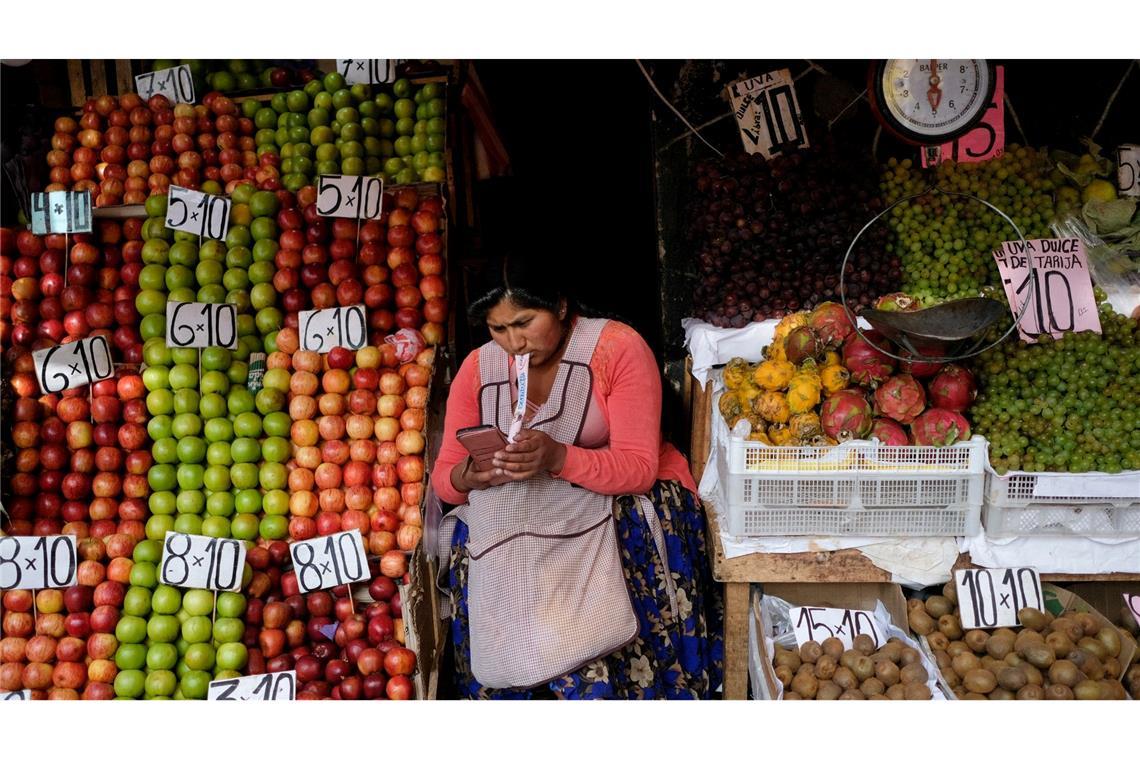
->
68, 60, 138, 107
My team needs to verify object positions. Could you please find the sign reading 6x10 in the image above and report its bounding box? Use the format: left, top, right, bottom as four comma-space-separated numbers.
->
165, 185, 231, 239
166, 301, 238, 349
317, 175, 384, 220
33, 335, 114, 394
299, 305, 367, 353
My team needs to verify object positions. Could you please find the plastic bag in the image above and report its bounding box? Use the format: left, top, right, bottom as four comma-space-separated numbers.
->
1052, 215, 1140, 318
384, 328, 426, 363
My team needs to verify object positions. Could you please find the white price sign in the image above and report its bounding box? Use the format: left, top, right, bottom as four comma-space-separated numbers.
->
158, 532, 246, 591
136, 64, 195, 104
340, 59, 397, 85
289, 529, 368, 594
1118, 144, 1140, 198
0, 535, 78, 591
33, 335, 114, 394
955, 567, 1044, 630
208, 671, 296, 701
165, 185, 231, 239
30, 190, 92, 234
299, 304, 367, 353
1124, 593, 1140, 629
789, 606, 889, 650
725, 69, 810, 158
0, 689, 33, 701
166, 301, 238, 349
316, 174, 384, 220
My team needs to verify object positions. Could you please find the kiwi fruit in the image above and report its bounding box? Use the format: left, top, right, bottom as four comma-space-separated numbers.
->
1077, 637, 1108, 662
985, 636, 1013, 660
937, 615, 963, 641
900, 663, 928, 685
1051, 618, 1083, 643
851, 654, 875, 682
1017, 683, 1044, 700
833, 666, 858, 691
799, 641, 823, 664
907, 598, 926, 615
839, 650, 860, 671
1023, 645, 1055, 669
908, 609, 936, 636
886, 683, 907, 700
816, 681, 842, 700
1075, 653, 1105, 681
941, 581, 958, 605
1045, 631, 1074, 658
1014, 629, 1045, 655
926, 632, 950, 651
1074, 612, 1101, 637
1018, 662, 1044, 686
838, 689, 865, 700
962, 692, 987, 700
904, 683, 932, 700
952, 652, 981, 677
1096, 626, 1121, 658
860, 677, 885, 697
1104, 658, 1121, 680
1003, 653, 1023, 668
996, 666, 1028, 691
1045, 683, 1074, 700
774, 664, 794, 687
796, 663, 816, 678
946, 641, 971, 658
982, 657, 1007, 677
991, 627, 1017, 641
791, 671, 819, 699
821, 637, 845, 661
941, 669, 961, 689
852, 634, 876, 656
964, 629, 989, 653
868, 694, 891, 701
898, 647, 922, 667
774, 647, 802, 671
783, 692, 802, 700
963, 668, 997, 694
1072, 680, 1102, 700
1100, 680, 1126, 700
814, 654, 837, 680
878, 641, 903, 663
925, 595, 953, 619
989, 687, 1015, 701
933, 650, 952, 671
1017, 607, 1047, 632
874, 660, 900, 686
1120, 606, 1140, 635
1047, 660, 1080, 687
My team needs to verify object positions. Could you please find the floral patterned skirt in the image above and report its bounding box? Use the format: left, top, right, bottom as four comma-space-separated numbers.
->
447, 480, 724, 699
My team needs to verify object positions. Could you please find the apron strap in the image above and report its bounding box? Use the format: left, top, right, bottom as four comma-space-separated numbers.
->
636, 495, 678, 622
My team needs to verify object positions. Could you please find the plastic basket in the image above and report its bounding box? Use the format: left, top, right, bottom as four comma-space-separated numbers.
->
717, 434, 986, 537
983, 466, 1140, 538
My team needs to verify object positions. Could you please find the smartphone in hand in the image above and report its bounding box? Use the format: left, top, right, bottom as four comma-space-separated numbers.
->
456, 425, 510, 484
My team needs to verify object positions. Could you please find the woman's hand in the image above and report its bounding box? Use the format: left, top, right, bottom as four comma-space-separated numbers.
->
490, 429, 567, 482
450, 457, 499, 493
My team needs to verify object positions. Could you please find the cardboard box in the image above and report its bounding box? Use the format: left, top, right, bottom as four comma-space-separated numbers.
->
749, 582, 910, 700
1060, 581, 1140, 628
1043, 583, 1136, 681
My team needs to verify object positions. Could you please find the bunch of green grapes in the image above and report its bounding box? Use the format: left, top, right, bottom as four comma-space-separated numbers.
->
970, 305, 1140, 474
880, 146, 1057, 304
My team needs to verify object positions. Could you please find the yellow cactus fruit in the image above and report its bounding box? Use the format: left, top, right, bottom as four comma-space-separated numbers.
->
768, 423, 795, 446
754, 390, 791, 424
747, 428, 772, 444
753, 359, 795, 391
773, 312, 810, 345
737, 381, 761, 405
822, 350, 841, 367
787, 375, 822, 415
723, 357, 752, 391
764, 340, 788, 362
820, 364, 851, 396
810, 434, 838, 447
718, 391, 744, 425
745, 413, 766, 434
789, 412, 822, 443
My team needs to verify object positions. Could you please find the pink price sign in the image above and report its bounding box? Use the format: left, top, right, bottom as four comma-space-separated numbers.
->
921, 66, 1005, 167
992, 238, 1101, 342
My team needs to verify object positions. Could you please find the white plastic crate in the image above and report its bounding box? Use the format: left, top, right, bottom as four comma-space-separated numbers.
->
983, 466, 1140, 538
717, 433, 986, 538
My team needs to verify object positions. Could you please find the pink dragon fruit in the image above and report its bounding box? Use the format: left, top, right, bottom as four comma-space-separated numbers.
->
785, 326, 822, 365
928, 364, 977, 413
899, 348, 942, 379
808, 301, 855, 347
873, 374, 927, 424
911, 408, 971, 447
820, 389, 873, 441
873, 292, 921, 312
841, 330, 897, 387
869, 417, 911, 446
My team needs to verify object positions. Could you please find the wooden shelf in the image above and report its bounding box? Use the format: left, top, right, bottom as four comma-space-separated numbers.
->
93, 204, 147, 219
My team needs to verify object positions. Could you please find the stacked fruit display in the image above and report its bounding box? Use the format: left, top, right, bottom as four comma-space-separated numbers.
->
969, 305, 1140, 474
718, 306, 976, 447
686, 135, 900, 327
907, 586, 1129, 700
147, 59, 321, 95
880, 146, 1057, 304
771, 634, 933, 700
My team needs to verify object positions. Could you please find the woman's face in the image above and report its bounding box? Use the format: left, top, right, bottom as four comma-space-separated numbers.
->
485, 298, 567, 367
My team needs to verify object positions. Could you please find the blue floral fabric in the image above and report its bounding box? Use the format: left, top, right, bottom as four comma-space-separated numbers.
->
447, 480, 724, 699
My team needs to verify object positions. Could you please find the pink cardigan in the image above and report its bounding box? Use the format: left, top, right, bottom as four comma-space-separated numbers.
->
431, 321, 698, 504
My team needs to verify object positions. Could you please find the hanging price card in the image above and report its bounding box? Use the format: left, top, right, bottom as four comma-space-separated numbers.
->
1124, 594, 1140, 629
955, 567, 1043, 630
340, 59, 397, 85
208, 671, 296, 701
1, 689, 33, 701
136, 64, 195, 104
33, 336, 114, 394
30, 190, 93, 234
789, 606, 889, 650
166, 301, 238, 349
993, 238, 1101, 342
921, 65, 1005, 167
158, 532, 246, 591
316, 174, 384, 220
289, 529, 368, 594
0, 535, 78, 591
1118, 144, 1140, 198
726, 69, 809, 158
299, 304, 368, 353
165, 186, 231, 239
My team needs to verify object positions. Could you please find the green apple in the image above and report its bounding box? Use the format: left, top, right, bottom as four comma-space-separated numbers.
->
176, 436, 207, 464
216, 592, 246, 619
176, 463, 205, 490
259, 462, 287, 490
152, 585, 182, 615
140, 314, 167, 342
114, 670, 146, 698
230, 464, 259, 490
115, 616, 148, 644
123, 587, 152, 617
147, 464, 177, 492
236, 314, 256, 337
262, 489, 289, 516
149, 491, 176, 516
171, 413, 202, 438
252, 239, 278, 263
141, 238, 170, 264
225, 245, 253, 269
230, 514, 259, 541
183, 589, 214, 616
173, 513, 203, 535
138, 263, 168, 291
261, 437, 290, 464
203, 465, 231, 492
172, 388, 201, 415
223, 268, 250, 292
204, 418, 234, 443
233, 412, 263, 438
206, 491, 235, 517
230, 437, 261, 464
181, 616, 213, 644
258, 515, 289, 541
115, 643, 147, 671
145, 670, 177, 697
143, 365, 170, 391
227, 388, 255, 416
200, 393, 228, 420
255, 388, 286, 415
201, 515, 231, 538
169, 287, 196, 304
206, 440, 232, 466
146, 388, 174, 416
215, 642, 248, 671
183, 642, 216, 671
175, 490, 205, 515
133, 539, 163, 565
198, 283, 226, 304
146, 514, 176, 541
201, 371, 231, 396
151, 438, 178, 465
146, 614, 180, 643
180, 670, 211, 700
263, 412, 291, 438
248, 260, 275, 285
234, 489, 262, 515
128, 562, 157, 589
146, 642, 179, 670
165, 264, 195, 291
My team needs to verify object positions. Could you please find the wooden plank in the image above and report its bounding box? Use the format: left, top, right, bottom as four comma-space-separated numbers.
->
68, 60, 86, 107
690, 368, 711, 483
723, 581, 750, 700
90, 60, 108, 98
115, 60, 135, 96
954, 553, 1140, 583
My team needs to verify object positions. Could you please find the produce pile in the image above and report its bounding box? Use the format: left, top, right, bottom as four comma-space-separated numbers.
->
907, 586, 1134, 700
969, 307, 1140, 473
147, 59, 322, 95
718, 307, 976, 447
687, 137, 900, 327
880, 146, 1056, 304
771, 635, 933, 700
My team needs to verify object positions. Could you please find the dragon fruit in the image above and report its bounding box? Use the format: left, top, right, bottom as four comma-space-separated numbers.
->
841, 330, 897, 387
785, 326, 822, 365
911, 408, 971, 447
873, 292, 920, 312
899, 348, 942, 379
873, 374, 927, 424
869, 418, 911, 446
928, 364, 977, 413
808, 301, 855, 347
820, 389, 873, 442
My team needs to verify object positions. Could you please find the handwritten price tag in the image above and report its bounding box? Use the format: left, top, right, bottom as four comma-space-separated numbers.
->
1118, 144, 1140, 198
0, 536, 78, 591
921, 65, 1004, 167
789, 606, 888, 650
316, 174, 384, 220
136, 64, 195, 104
289, 529, 368, 594
158, 532, 246, 591
726, 69, 809, 158
0, 689, 33, 701
1124, 594, 1140, 629
955, 567, 1043, 630
993, 238, 1101, 342
208, 671, 295, 701
299, 304, 367, 353
166, 301, 238, 349
165, 185, 231, 239
340, 59, 398, 86
30, 190, 92, 234
33, 336, 114, 394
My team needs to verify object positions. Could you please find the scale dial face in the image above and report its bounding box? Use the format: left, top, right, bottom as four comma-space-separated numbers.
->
873, 59, 994, 144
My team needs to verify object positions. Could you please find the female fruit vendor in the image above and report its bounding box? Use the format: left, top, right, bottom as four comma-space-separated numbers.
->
431, 256, 722, 699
